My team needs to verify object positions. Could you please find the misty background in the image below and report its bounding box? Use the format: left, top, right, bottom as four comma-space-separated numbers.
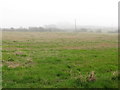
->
0, 0, 119, 32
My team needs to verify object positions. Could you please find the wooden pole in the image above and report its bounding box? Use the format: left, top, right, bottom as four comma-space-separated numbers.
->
75, 19, 77, 32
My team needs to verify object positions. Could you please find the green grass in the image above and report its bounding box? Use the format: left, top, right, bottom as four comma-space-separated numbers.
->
2, 32, 118, 88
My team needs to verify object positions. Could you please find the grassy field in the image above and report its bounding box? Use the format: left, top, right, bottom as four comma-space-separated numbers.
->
2, 31, 118, 88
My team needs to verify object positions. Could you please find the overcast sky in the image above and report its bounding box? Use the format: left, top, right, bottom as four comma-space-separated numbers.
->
0, 0, 119, 28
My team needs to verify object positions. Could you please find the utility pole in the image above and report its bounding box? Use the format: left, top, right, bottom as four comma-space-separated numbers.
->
75, 19, 77, 32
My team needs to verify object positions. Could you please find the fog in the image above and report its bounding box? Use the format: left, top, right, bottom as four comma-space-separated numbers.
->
0, 0, 118, 28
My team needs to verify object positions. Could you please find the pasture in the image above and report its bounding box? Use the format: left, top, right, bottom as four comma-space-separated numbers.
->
2, 31, 118, 88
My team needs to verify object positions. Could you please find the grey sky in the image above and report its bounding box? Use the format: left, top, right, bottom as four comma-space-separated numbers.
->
0, 0, 119, 28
